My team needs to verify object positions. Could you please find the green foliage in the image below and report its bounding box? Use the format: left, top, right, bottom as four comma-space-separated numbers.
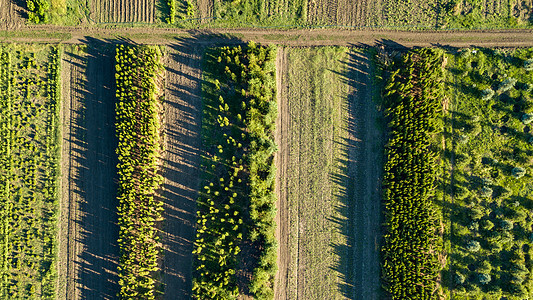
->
496, 77, 517, 94
521, 113, 533, 124
381, 48, 445, 299
114, 44, 164, 300
448, 48, 533, 299
524, 58, 533, 71
0, 45, 61, 298
481, 88, 494, 100
27, 0, 50, 23
194, 43, 277, 299
511, 166, 526, 178
466, 240, 481, 252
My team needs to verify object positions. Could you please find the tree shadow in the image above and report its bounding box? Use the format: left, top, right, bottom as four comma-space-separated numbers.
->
328, 49, 385, 299
63, 37, 120, 299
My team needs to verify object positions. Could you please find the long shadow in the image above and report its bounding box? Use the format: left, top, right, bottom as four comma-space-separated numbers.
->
155, 36, 205, 299
329, 49, 386, 299
68, 37, 120, 299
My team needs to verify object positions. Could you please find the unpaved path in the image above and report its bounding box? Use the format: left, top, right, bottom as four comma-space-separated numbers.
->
0, 0, 25, 29
346, 50, 384, 300
274, 46, 290, 300
59, 43, 119, 300
2, 26, 533, 48
158, 41, 203, 300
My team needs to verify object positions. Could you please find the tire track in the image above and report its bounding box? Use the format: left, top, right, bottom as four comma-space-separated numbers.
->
274, 46, 290, 300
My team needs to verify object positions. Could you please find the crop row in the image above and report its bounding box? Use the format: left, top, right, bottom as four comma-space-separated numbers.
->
0, 45, 61, 299
381, 48, 445, 299
114, 44, 164, 300
192, 42, 277, 299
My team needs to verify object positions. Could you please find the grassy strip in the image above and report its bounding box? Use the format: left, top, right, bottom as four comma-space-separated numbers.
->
381, 48, 445, 299
193, 42, 277, 299
445, 48, 533, 299
115, 44, 164, 300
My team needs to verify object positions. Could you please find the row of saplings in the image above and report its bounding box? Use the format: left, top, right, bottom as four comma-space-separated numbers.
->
114, 44, 165, 300
192, 43, 278, 299
381, 48, 446, 299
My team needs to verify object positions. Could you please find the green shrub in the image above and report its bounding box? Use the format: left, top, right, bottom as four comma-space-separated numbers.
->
500, 219, 513, 231
480, 186, 493, 198
524, 58, 533, 71
521, 113, 533, 125
477, 273, 491, 284
497, 77, 517, 93
466, 240, 481, 252
511, 167, 526, 178
481, 88, 494, 100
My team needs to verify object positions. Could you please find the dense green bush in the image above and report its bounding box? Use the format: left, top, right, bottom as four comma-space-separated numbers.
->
381, 48, 444, 299
466, 240, 481, 252
497, 77, 517, 93
27, 0, 50, 23
511, 166, 526, 178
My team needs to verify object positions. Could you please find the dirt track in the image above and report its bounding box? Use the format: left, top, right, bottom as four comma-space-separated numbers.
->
59, 43, 120, 300
1, 25, 533, 48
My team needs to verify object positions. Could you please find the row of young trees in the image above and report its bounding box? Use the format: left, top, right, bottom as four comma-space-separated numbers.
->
0, 45, 61, 298
193, 42, 277, 299
381, 48, 445, 299
114, 44, 164, 300
26, 0, 50, 23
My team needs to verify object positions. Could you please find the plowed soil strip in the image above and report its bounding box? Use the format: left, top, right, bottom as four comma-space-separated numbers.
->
159, 42, 203, 300
59, 44, 120, 300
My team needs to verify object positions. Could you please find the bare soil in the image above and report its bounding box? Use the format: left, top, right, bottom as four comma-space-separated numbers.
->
59, 42, 120, 300
274, 46, 289, 300
88, 0, 155, 23
0, 0, 25, 29
158, 41, 203, 300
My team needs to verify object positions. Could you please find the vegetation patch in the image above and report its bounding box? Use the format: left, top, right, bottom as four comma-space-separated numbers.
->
381, 48, 445, 299
445, 48, 533, 299
114, 44, 164, 300
0, 44, 61, 299
193, 42, 277, 299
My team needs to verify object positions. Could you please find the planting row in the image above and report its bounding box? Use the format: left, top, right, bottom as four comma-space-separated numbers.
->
114, 44, 164, 300
380, 48, 446, 299
192, 42, 278, 299
0, 44, 61, 299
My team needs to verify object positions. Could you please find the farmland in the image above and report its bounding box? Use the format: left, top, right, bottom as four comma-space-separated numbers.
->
0, 44, 61, 299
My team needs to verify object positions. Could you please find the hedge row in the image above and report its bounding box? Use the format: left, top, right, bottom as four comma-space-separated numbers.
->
381, 48, 445, 299
114, 44, 164, 300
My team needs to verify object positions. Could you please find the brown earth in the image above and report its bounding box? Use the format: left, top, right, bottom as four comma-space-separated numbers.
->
88, 0, 155, 23
3, 26, 533, 48
158, 40, 203, 300
59, 42, 120, 300
0, 0, 25, 29
274, 46, 289, 300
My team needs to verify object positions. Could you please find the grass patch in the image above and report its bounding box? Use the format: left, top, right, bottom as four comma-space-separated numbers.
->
282, 46, 351, 299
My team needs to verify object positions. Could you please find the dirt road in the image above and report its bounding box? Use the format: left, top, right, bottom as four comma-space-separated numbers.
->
59, 42, 120, 300
2, 25, 533, 48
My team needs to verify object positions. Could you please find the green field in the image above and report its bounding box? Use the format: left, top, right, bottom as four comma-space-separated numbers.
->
0, 44, 61, 299
276, 46, 352, 299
